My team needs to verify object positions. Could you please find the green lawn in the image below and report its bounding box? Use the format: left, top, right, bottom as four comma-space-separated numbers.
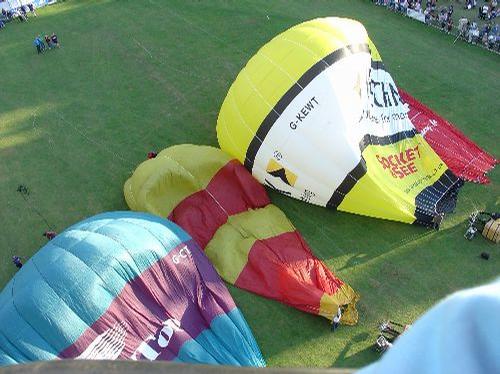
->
0, 0, 498, 368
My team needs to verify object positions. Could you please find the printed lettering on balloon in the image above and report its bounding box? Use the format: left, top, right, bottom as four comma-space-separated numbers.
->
300, 189, 316, 203
130, 318, 181, 361
289, 96, 319, 129
376, 145, 421, 179
358, 67, 409, 125
368, 67, 404, 109
172, 245, 191, 264
419, 119, 438, 138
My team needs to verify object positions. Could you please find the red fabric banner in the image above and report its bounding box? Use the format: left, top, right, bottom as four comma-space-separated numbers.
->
401, 90, 497, 184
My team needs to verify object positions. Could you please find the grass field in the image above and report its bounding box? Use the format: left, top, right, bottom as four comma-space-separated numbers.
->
0, 0, 498, 368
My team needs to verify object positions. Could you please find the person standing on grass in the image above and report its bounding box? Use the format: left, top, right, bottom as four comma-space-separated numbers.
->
37, 33, 48, 51
446, 17, 453, 34
43, 231, 57, 240
331, 307, 342, 331
51, 33, 60, 48
20, 6, 29, 22
28, 3, 37, 17
33, 36, 43, 54
12, 256, 24, 269
45, 35, 53, 49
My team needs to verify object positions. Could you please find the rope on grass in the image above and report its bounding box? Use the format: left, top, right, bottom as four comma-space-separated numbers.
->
16, 184, 54, 231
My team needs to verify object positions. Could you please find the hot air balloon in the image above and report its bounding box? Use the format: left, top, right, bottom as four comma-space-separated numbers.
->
124, 144, 359, 325
216, 17, 463, 227
0, 212, 265, 367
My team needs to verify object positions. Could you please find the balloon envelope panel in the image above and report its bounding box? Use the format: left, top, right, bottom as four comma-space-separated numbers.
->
0, 212, 265, 367
399, 89, 497, 184
124, 145, 359, 324
217, 17, 462, 227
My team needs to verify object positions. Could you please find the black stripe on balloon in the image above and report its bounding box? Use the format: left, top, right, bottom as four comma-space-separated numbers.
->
413, 169, 463, 227
327, 130, 417, 209
371, 60, 386, 70
244, 43, 371, 171
358, 129, 418, 152
326, 158, 368, 209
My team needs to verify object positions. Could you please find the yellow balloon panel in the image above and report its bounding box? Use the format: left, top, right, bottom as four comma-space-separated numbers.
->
218, 18, 370, 164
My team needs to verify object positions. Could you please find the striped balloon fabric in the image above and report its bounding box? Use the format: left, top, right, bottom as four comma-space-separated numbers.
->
124, 145, 359, 325
0, 212, 265, 367
216, 17, 463, 227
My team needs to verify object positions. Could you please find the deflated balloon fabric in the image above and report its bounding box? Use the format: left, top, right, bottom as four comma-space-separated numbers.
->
216, 17, 463, 227
0, 212, 265, 367
124, 144, 359, 324
399, 90, 497, 184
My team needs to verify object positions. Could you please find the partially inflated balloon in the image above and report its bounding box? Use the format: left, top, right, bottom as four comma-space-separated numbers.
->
0, 212, 265, 367
217, 17, 463, 227
125, 145, 359, 324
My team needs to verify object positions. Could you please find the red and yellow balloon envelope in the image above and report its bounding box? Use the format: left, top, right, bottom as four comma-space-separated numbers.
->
217, 17, 464, 227
125, 145, 359, 325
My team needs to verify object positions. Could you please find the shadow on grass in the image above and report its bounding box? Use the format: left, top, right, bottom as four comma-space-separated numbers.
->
230, 197, 499, 367
332, 332, 373, 367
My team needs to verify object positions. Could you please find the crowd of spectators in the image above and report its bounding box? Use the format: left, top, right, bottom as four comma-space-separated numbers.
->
0, 3, 37, 30
372, 0, 499, 52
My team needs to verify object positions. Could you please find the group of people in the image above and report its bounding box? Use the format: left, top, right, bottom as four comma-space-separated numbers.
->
437, 4, 455, 33
33, 33, 60, 54
477, 1, 498, 19
373, 0, 437, 12
0, 3, 37, 29
467, 0, 498, 20
372, 0, 499, 51
459, 18, 499, 47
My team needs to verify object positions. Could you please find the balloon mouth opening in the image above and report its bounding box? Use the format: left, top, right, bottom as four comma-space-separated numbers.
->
320, 284, 360, 325
415, 178, 464, 229
338, 295, 360, 326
